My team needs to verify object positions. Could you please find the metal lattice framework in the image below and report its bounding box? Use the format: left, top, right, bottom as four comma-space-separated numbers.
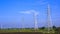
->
47, 4, 52, 33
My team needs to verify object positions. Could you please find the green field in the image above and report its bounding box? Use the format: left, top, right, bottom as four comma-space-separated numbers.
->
0, 28, 56, 34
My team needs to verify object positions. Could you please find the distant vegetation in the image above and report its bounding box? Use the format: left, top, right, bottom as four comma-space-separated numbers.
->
0, 26, 60, 34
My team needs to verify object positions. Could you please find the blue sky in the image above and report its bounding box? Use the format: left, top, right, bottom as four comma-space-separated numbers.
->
0, 0, 60, 28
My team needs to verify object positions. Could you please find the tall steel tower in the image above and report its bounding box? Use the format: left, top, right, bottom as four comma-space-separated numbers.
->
47, 4, 52, 33
21, 16, 25, 30
33, 12, 38, 32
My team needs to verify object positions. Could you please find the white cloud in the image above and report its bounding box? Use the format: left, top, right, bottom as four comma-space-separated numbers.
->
20, 10, 39, 16
20, 11, 31, 14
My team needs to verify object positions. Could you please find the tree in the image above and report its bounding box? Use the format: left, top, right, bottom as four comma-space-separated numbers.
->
52, 25, 56, 31
41, 27, 45, 29
53, 26, 56, 29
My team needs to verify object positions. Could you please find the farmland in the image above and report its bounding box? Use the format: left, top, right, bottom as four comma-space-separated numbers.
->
0, 28, 56, 34
0, 27, 60, 34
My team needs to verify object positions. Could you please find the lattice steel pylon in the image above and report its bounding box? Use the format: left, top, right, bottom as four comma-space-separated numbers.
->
21, 16, 25, 30
33, 12, 38, 32
47, 4, 52, 33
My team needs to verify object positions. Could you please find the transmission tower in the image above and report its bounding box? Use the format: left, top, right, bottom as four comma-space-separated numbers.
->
33, 13, 38, 32
47, 4, 52, 33
21, 16, 25, 30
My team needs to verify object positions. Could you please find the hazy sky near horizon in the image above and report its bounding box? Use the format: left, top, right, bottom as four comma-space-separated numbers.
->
0, 0, 60, 28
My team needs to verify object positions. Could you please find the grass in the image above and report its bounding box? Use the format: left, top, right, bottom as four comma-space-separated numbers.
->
0, 28, 56, 34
